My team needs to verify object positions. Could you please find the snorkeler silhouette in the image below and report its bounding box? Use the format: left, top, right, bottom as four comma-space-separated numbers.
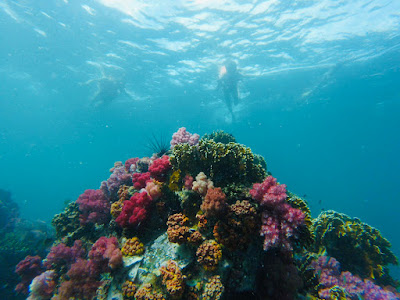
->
217, 60, 241, 120
82, 62, 135, 107
84, 75, 128, 107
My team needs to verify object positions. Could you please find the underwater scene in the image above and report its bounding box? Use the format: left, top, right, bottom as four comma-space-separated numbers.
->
1, 0, 400, 299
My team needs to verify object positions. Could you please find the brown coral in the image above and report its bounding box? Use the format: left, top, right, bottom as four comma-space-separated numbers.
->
201, 188, 227, 218
167, 214, 190, 244
188, 230, 204, 245
112, 185, 135, 218
121, 237, 144, 256
122, 280, 137, 299
202, 275, 224, 300
213, 200, 259, 250
196, 213, 209, 232
135, 283, 165, 300
196, 240, 222, 271
159, 260, 185, 299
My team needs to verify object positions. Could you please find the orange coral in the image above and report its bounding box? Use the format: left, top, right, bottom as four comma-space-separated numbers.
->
167, 214, 190, 244
122, 280, 137, 299
135, 283, 165, 300
121, 237, 144, 256
201, 188, 227, 217
202, 275, 224, 300
159, 260, 185, 299
196, 240, 222, 271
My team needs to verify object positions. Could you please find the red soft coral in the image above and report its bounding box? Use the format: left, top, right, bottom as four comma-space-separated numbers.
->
115, 191, 153, 227
132, 172, 151, 189
148, 155, 171, 182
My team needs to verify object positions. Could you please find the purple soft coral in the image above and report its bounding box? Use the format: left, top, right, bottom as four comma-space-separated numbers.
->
312, 256, 399, 300
76, 189, 111, 225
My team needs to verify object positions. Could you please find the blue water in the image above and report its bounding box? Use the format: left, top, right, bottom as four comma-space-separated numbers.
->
1, 0, 399, 276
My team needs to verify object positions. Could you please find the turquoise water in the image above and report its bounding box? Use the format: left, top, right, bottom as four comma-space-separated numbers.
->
1, 0, 399, 277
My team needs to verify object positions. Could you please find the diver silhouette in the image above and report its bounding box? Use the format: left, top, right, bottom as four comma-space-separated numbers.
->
217, 60, 241, 120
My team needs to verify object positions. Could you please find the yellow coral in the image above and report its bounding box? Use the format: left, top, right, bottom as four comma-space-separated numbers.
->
168, 170, 182, 192
122, 237, 144, 256
159, 260, 185, 299
196, 240, 222, 271
135, 283, 166, 300
122, 280, 137, 299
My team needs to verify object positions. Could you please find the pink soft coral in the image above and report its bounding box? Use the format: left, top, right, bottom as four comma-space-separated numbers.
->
250, 175, 287, 206
76, 189, 111, 225
145, 180, 162, 200
251, 176, 304, 251
57, 259, 100, 300
88, 236, 122, 273
15, 255, 44, 295
44, 240, 85, 270
170, 127, 200, 148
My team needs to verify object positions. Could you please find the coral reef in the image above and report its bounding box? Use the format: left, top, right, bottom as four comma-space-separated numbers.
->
12, 128, 399, 300
100, 164, 132, 201
213, 200, 258, 250
313, 210, 398, 285
125, 157, 139, 173
312, 255, 399, 300
170, 139, 266, 187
